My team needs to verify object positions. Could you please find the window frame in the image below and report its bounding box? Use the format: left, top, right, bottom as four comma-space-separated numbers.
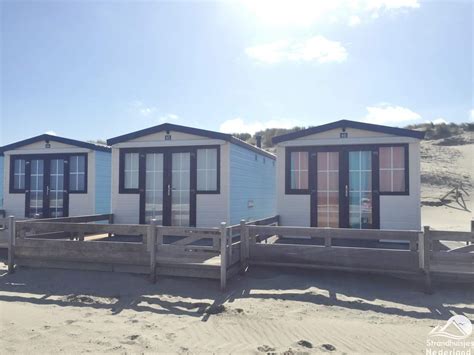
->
285, 147, 311, 195
196, 145, 220, 194
9, 157, 27, 193
378, 143, 409, 196
119, 149, 142, 194
68, 153, 88, 194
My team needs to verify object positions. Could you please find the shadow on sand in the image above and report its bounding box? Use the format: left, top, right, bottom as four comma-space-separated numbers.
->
0, 259, 472, 323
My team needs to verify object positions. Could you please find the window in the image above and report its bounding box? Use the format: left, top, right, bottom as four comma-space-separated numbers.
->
11, 158, 26, 192
379, 146, 407, 194
69, 155, 87, 192
123, 152, 139, 190
197, 148, 218, 192
289, 151, 309, 191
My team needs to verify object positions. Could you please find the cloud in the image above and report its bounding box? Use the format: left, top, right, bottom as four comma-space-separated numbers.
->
470, 109, 474, 121
431, 118, 448, 125
158, 113, 179, 122
245, 35, 347, 64
362, 104, 421, 125
241, 0, 420, 28
220, 117, 299, 134
348, 15, 361, 26
45, 130, 57, 136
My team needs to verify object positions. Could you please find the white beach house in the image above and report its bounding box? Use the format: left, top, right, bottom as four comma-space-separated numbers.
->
107, 123, 276, 227
0, 134, 111, 218
272, 120, 425, 230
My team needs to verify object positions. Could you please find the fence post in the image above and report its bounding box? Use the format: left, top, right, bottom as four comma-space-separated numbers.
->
148, 219, 157, 283
240, 219, 247, 273
419, 226, 432, 294
469, 219, 473, 246
8, 216, 15, 273
108, 214, 114, 237
220, 222, 227, 291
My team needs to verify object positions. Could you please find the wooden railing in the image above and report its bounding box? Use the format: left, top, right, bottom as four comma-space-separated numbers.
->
4, 214, 473, 292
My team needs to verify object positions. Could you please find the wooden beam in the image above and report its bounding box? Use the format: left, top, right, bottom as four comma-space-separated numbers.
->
220, 222, 227, 291
420, 226, 432, 294
8, 216, 15, 273
149, 219, 157, 283
240, 219, 247, 273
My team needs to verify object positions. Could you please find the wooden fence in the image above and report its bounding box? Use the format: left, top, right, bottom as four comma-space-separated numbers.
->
3, 214, 473, 292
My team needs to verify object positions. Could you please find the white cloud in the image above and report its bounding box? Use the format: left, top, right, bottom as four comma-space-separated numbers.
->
470, 109, 474, 121
348, 15, 361, 26
45, 130, 57, 136
245, 35, 347, 64
362, 104, 421, 125
241, 0, 420, 28
430, 118, 448, 125
220, 117, 298, 134
158, 113, 179, 122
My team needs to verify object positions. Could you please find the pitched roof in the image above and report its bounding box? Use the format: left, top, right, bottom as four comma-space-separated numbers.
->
272, 119, 425, 144
106, 123, 275, 159
0, 134, 111, 154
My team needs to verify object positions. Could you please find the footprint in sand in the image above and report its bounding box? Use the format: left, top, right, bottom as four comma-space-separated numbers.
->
297, 340, 313, 348
321, 343, 336, 352
257, 345, 275, 352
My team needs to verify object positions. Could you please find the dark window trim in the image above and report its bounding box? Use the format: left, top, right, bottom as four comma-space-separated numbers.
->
285, 143, 410, 196
119, 149, 141, 194
119, 145, 221, 195
196, 145, 221, 194
285, 147, 311, 194
9, 156, 27, 193
68, 153, 88, 194
378, 143, 409, 196
9, 153, 88, 195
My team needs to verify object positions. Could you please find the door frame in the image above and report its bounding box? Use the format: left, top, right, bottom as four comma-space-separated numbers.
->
17, 154, 70, 218
135, 146, 198, 226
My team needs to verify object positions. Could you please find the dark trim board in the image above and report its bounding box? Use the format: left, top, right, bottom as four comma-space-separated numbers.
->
0, 134, 110, 154
272, 119, 425, 144
106, 122, 276, 160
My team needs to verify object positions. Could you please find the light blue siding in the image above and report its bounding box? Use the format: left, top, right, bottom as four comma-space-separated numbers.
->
229, 144, 276, 225
0, 156, 3, 208
94, 151, 111, 214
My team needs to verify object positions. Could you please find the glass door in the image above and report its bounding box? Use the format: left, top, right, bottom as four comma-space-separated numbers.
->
139, 149, 196, 226
25, 157, 69, 218
310, 147, 379, 229
48, 158, 67, 218
170, 152, 191, 227
347, 150, 376, 229
26, 159, 46, 218
316, 152, 340, 228
144, 153, 164, 224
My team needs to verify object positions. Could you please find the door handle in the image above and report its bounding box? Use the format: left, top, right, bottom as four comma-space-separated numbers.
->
167, 184, 171, 196
46, 186, 50, 196
345, 185, 348, 198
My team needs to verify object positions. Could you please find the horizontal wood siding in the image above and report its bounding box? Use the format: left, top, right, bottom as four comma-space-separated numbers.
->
94, 151, 112, 214
229, 144, 276, 225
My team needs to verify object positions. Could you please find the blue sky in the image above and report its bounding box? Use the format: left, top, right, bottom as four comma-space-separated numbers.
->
1, 0, 472, 145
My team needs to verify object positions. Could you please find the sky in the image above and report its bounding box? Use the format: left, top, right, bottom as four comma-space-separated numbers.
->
1, 0, 473, 145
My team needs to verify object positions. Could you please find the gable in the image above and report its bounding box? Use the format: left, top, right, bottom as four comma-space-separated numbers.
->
127, 130, 210, 143
293, 127, 393, 141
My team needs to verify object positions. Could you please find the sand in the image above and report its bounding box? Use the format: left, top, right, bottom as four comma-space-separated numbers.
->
0, 140, 473, 354
1, 264, 473, 354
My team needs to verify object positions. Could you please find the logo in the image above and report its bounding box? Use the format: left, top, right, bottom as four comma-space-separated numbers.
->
429, 315, 473, 340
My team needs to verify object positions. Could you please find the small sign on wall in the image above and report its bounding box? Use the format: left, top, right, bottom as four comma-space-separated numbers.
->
340, 132, 348, 138
165, 134, 172, 141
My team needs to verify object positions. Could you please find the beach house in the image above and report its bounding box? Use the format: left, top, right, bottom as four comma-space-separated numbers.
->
0, 134, 111, 218
107, 123, 275, 226
272, 120, 425, 230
